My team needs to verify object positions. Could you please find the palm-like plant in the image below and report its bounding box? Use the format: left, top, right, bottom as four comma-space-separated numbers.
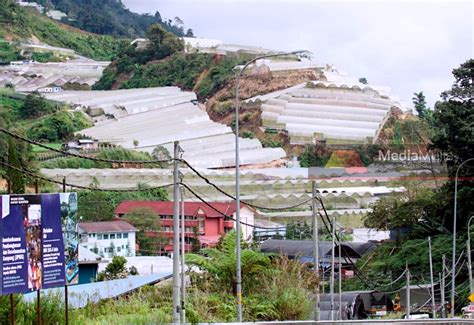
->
186, 230, 273, 294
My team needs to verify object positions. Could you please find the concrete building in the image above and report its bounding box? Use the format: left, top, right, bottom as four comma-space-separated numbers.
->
37, 85, 63, 93
65, 139, 99, 152
78, 220, 138, 258
115, 201, 255, 255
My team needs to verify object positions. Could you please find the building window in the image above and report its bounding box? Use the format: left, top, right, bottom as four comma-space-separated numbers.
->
117, 233, 122, 239
117, 247, 121, 252
198, 217, 205, 234
110, 234, 116, 240
97, 234, 103, 240
185, 227, 191, 233
123, 233, 128, 239
103, 234, 109, 240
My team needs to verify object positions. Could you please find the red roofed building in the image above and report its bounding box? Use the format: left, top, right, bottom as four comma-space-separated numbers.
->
115, 201, 255, 254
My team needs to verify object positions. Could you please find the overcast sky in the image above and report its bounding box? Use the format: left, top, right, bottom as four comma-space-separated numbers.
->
123, 0, 473, 108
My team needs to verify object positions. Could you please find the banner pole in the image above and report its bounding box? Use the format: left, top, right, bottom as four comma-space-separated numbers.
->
62, 177, 69, 325
35, 179, 41, 325
10, 294, 14, 325
8, 186, 14, 325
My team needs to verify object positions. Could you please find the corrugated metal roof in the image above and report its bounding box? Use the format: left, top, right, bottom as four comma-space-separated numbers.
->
115, 201, 245, 218
260, 239, 377, 259
78, 220, 138, 233
22, 273, 172, 308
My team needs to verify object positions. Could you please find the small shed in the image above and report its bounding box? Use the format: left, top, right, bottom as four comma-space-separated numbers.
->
398, 284, 441, 311
78, 246, 103, 284
319, 292, 367, 320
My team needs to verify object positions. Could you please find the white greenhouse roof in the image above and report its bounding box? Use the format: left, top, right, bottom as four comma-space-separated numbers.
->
48, 88, 286, 168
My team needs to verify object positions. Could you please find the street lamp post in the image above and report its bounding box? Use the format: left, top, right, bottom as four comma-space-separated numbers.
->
234, 49, 311, 321
451, 157, 474, 318
467, 216, 474, 294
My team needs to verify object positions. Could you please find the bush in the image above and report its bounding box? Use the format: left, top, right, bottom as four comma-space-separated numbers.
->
27, 111, 90, 142
241, 130, 254, 139
299, 145, 330, 167
260, 134, 284, 148
0, 40, 21, 63
31, 51, 64, 63
20, 93, 57, 119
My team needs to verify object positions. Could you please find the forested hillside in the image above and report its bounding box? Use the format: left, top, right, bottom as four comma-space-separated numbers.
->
0, 0, 126, 60
93, 24, 243, 100
26, 0, 193, 37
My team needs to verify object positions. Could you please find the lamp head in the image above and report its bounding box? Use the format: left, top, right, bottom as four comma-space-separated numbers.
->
290, 50, 313, 60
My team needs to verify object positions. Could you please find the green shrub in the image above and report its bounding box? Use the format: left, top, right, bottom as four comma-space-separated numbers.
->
241, 130, 254, 139
260, 134, 284, 148
0, 40, 21, 63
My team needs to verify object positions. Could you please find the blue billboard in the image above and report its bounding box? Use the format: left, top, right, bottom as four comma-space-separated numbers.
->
0, 193, 79, 294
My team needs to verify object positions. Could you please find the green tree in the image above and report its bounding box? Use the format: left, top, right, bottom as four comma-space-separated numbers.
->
0, 127, 35, 194
20, 92, 56, 119
97, 256, 128, 281
431, 59, 474, 167
412, 91, 428, 119
122, 207, 166, 255
187, 230, 273, 294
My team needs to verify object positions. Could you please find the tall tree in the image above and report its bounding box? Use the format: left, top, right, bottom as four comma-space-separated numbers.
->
431, 59, 474, 168
412, 91, 428, 119
122, 207, 166, 255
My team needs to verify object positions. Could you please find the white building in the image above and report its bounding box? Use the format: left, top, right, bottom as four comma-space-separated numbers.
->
37, 85, 63, 93
78, 220, 138, 258
352, 228, 390, 242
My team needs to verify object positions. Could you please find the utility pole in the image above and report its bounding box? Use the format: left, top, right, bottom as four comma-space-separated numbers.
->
406, 264, 410, 319
330, 214, 336, 321
312, 181, 320, 321
172, 141, 180, 324
180, 185, 186, 324
429, 236, 436, 319
441, 254, 446, 318
451, 158, 474, 318
440, 272, 444, 318
467, 216, 474, 294
338, 227, 342, 320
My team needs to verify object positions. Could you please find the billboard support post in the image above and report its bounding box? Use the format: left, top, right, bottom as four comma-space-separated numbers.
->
62, 177, 69, 325
35, 180, 41, 325
10, 294, 14, 325
8, 185, 14, 325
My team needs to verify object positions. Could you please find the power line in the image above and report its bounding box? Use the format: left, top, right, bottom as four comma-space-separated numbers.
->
0, 128, 173, 164
2, 127, 314, 212
180, 159, 313, 211
0, 160, 174, 193
181, 183, 289, 230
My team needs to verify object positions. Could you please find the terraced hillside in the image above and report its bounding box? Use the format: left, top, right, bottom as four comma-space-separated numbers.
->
44, 87, 287, 168
260, 70, 404, 145
0, 0, 126, 61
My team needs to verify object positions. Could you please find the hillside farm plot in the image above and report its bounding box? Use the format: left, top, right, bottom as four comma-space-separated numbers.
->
47, 87, 287, 168
261, 68, 404, 145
